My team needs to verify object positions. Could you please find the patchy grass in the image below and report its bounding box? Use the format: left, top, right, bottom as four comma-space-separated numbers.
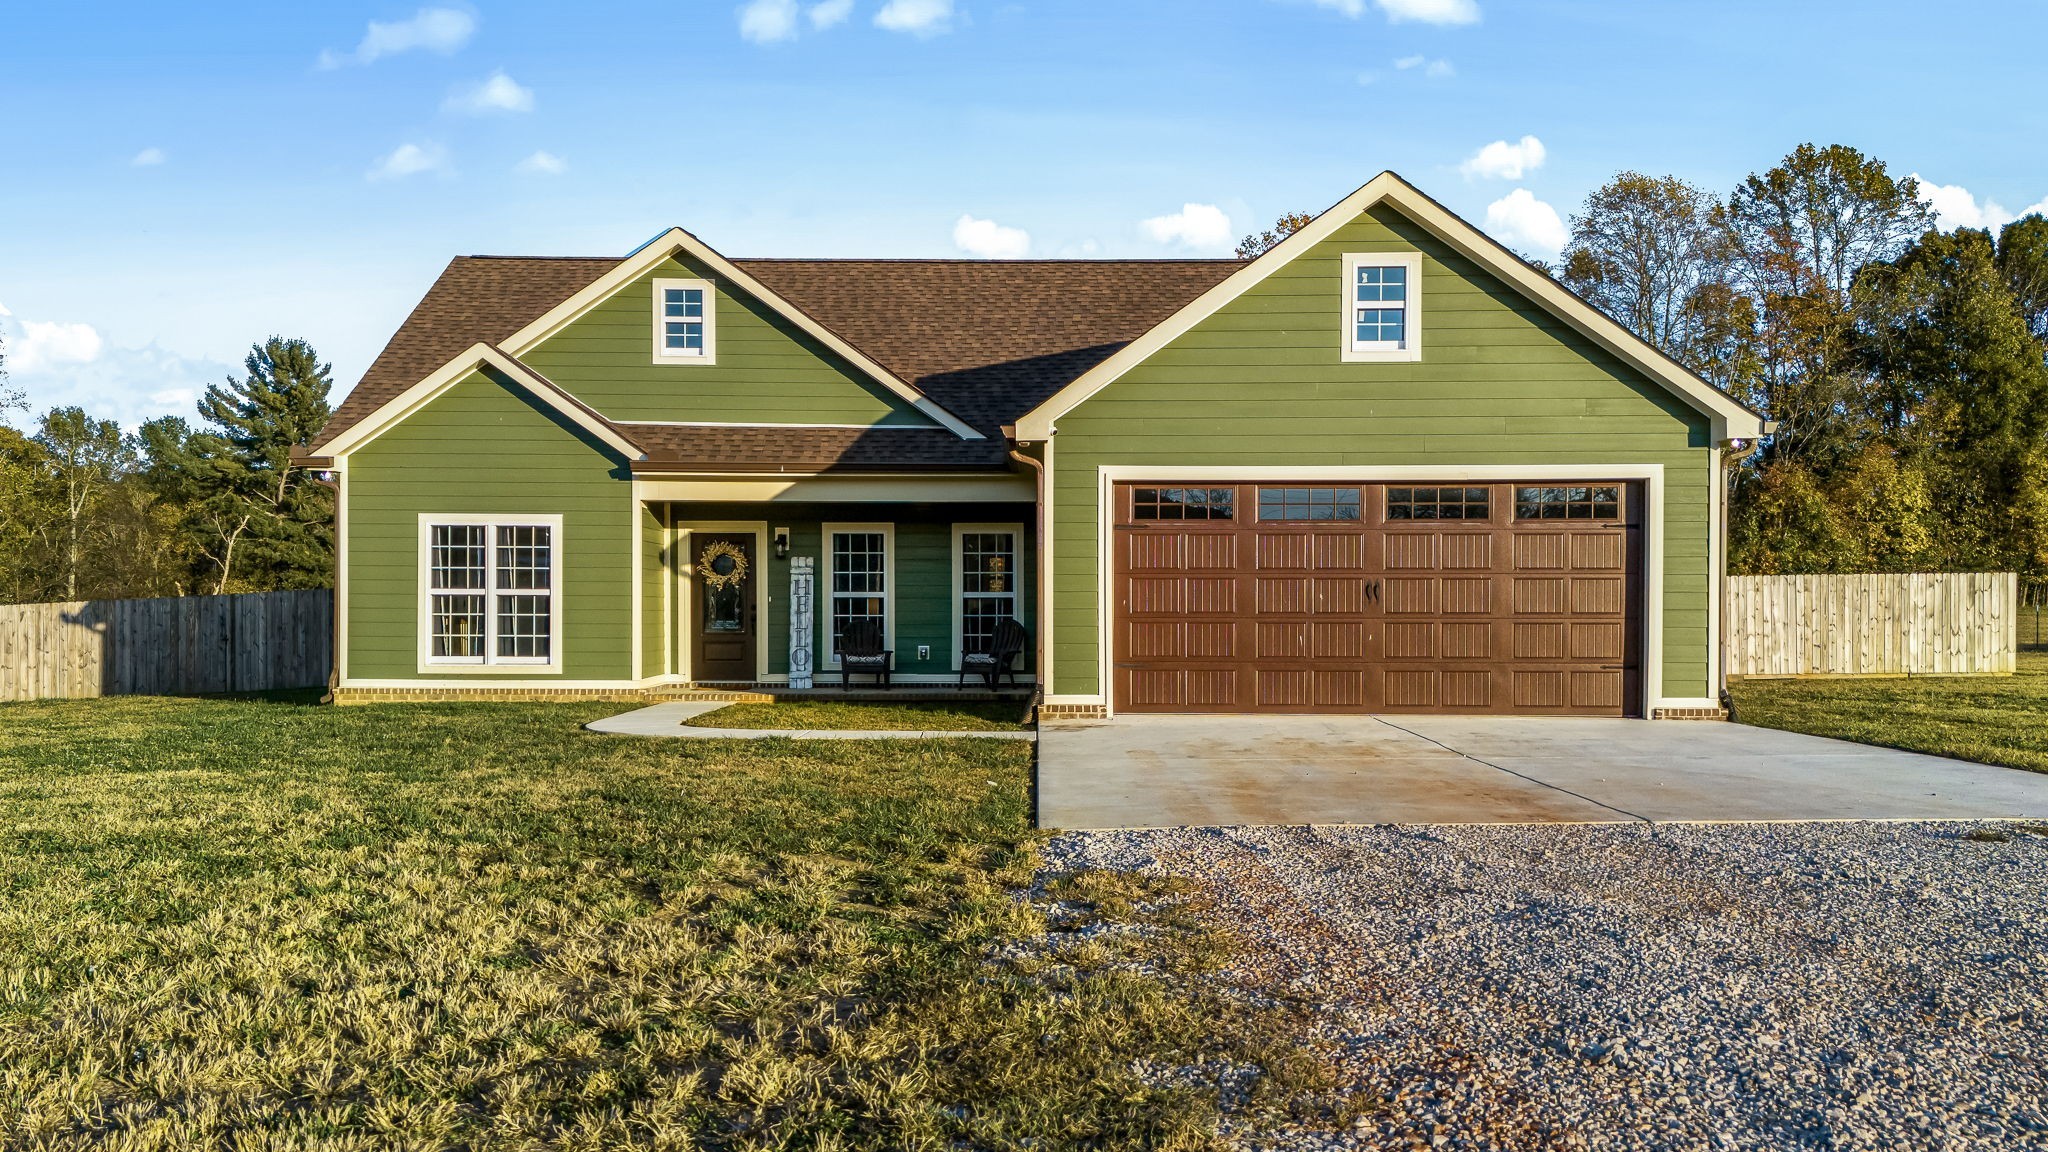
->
1730, 651, 2048, 774
0, 692, 1332, 1149
689, 698, 1033, 732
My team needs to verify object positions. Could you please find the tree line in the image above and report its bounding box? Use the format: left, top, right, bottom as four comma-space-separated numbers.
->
1242, 143, 2048, 579
0, 337, 335, 604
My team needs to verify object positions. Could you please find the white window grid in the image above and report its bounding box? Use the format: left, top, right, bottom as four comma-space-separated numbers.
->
651, 277, 717, 363
824, 527, 892, 667
423, 518, 560, 667
1341, 252, 1423, 362
958, 530, 1017, 660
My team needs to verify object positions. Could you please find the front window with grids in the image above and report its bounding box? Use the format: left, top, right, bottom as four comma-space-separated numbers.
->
1258, 486, 1362, 522
958, 530, 1017, 662
1515, 485, 1622, 520
652, 278, 715, 360
1386, 486, 1490, 521
1131, 487, 1234, 521
829, 530, 889, 664
1353, 264, 1408, 349
425, 520, 558, 665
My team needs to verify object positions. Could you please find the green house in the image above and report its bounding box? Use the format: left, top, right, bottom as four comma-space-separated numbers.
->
301, 173, 1766, 718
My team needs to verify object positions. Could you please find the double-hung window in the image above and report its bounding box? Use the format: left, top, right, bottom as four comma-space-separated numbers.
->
651, 277, 716, 363
1341, 251, 1422, 362
955, 526, 1020, 664
823, 525, 892, 667
421, 515, 562, 669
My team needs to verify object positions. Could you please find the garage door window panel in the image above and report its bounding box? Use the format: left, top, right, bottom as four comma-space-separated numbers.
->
1258, 486, 1360, 522
1515, 485, 1621, 520
1132, 487, 1234, 521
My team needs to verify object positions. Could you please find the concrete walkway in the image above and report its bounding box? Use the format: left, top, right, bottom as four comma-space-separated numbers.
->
1038, 714, 2048, 829
587, 700, 1037, 741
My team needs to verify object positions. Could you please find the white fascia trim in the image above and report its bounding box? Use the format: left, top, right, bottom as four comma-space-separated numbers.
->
336, 471, 350, 683
1013, 172, 1766, 442
343, 677, 655, 690
1044, 694, 1105, 706
1340, 251, 1422, 363
1092, 464, 1668, 719
499, 227, 985, 441
1655, 696, 1724, 710
322, 343, 642, 461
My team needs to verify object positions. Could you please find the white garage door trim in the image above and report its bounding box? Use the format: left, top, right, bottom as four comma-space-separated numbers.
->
1092, 463, 1680, 718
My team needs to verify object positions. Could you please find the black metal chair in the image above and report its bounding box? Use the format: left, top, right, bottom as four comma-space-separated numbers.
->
837, 618, 893, 689
958, 617, 1029, 689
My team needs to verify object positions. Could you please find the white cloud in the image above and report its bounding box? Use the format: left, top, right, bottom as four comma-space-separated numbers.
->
367, 142, 450, 181
738, 0, 799, 43
1461, 135, 1546, 181
1908, 174, 2048, 233
0, 313, 232, 429
1308, 0, 1478, 23
1393, 54, 1453, 77
131, 147, 166, 167
1483, 188, 1568, 258
1377, 0, 1480, 24
810, 0, 855, 28
1141, 203, 1235, 253
516, 150, 567, 175
10, 319, 104, 373
319, 7, 477, 68
953, 214, 1031, 259
445, 70, 533, 114
875, 0, 954, 36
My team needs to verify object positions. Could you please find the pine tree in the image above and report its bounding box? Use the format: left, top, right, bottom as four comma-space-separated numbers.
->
186, 338, 335, 592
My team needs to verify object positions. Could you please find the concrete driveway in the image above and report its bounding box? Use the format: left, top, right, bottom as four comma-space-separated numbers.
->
1036, 714, 2048, 828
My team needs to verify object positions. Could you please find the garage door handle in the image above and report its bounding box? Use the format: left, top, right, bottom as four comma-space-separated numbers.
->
1366, 580, 1380, 604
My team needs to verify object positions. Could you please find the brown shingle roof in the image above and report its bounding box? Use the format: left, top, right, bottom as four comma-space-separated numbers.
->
623, 423, 1013, 472
311, 254, 1241, 460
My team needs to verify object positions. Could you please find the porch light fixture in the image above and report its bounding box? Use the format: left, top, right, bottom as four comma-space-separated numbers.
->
773, 527, 790, 559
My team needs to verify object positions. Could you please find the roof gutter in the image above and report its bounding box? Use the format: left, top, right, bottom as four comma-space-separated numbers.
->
1001, 423, 1048, 718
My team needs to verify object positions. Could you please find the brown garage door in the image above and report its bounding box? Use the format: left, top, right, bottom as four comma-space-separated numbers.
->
1112, 482, 1643, 715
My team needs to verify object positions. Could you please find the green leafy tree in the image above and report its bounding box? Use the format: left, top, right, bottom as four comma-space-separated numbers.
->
1236, 211, 1314, 259
1560, 173, 1731, 366
1995, 214, 2048, 342
1857, 227, 2048, 573
0, 426, 49, 601
1723, 144, 1934, 470
30, 408, 135, 600
184, 338, 336, 592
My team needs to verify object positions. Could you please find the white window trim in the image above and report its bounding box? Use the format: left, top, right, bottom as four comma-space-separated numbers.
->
952, 522, 1024, 668
651, 276, 717, 365
1340, 251, 1422, 363
819, 522, 894, 671
417, 513, 566, 675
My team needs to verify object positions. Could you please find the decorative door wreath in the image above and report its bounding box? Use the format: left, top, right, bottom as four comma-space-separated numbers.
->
698, 541, 749, 590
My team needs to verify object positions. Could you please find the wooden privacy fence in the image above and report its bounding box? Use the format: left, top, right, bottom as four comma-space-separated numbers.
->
0, 590, 332, 702
1727, 573, 2015, 677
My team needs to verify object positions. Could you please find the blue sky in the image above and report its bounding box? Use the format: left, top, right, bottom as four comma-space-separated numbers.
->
3, 0, 2044, 431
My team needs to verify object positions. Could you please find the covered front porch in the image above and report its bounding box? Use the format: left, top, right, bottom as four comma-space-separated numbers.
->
636, 481, 1039, 692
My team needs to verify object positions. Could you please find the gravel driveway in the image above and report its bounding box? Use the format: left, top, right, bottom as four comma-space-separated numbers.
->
1044, 821, 2048, 1150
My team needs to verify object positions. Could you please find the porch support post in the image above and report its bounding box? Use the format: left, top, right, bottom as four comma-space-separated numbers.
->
789, 555, 815, 689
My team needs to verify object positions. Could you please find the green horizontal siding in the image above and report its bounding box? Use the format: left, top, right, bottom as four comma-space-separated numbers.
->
521, 253, 933, 427
1050, 202, 1716, 700
345, 368, 634, 682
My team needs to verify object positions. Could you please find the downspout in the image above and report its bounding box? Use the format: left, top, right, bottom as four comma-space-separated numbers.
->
1717, 436, 1763, 718
1001, 424, 1047, 717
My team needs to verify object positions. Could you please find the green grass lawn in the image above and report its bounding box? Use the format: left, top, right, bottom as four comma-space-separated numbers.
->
687, 699, 1033, 732
1729, 650, 2048, 774
0, 694, 1334, 1150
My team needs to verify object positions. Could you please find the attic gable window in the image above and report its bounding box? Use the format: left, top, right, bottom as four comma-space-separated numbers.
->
1340, 251, 1423, 363
652, 277, 716, 364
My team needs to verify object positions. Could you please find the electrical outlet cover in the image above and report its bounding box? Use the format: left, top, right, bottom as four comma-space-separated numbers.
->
917, 645, 930, 661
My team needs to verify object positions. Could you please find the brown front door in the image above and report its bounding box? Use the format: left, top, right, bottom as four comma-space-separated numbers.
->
1111, 482, 1643, 715
692, 533, 757, 683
